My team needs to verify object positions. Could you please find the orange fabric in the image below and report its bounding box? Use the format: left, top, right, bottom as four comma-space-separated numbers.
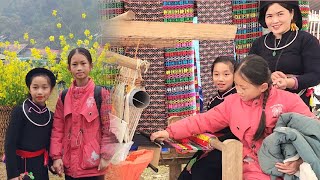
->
106, 149, 154, 180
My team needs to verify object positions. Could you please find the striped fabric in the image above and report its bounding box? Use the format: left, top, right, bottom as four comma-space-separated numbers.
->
233, 1, 263, 60
163, 1, 197, 118
124, 0, 164, 21
100, 0, 124, 20
299, 0, 310, 31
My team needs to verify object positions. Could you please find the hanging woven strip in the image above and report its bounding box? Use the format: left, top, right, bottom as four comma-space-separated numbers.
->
197, 0, 234, 111
299, 0, 310, 31
163, 0, 198, 117
123, 0, 166, 133
124, 47, 167, 133
232, 0, 262, 60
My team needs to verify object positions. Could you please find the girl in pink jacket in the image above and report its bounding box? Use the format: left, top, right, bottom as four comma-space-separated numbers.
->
151, 54, 314, 179
50, 48, 117, 180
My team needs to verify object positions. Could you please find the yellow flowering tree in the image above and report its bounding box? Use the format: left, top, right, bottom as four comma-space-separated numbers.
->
0, 44, 31, 106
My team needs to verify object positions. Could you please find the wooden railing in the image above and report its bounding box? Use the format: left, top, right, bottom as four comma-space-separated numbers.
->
309, 10, 320, 40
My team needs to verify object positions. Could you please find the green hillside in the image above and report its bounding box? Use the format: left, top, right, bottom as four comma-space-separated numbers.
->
0, 0, 100, 48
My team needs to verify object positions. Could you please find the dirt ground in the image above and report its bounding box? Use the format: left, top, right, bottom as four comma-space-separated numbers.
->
0, 163, 170, 180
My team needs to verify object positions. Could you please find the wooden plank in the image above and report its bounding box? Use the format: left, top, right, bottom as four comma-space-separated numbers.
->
222, 139, 243, 180
101, 21, 237, 47
169, 164, 182, 180
102, 37, 176, 48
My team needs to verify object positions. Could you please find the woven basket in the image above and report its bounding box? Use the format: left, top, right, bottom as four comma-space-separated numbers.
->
0, 106, 13, 156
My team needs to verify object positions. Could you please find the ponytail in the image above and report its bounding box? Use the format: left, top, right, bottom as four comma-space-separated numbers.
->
253, 87, 270, 141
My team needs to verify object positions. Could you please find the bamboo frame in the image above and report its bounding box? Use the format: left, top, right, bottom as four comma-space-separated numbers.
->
101, 10, 237, 48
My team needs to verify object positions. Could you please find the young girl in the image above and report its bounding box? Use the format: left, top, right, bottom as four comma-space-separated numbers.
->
5, 68, 56, 180
179, 56, 237, 180
151, 55, 315, 179
50, 47, 117, 180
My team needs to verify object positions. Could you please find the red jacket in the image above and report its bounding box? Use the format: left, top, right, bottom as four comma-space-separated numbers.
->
166, 87, 314, 179
50, 79, 117, 178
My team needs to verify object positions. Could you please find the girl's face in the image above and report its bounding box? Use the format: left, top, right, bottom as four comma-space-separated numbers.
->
29, 76, 52, 106
234, 72, 268, 101
265, 3, 294, 38
68, 53, 92, 82
212, 62, 234, 92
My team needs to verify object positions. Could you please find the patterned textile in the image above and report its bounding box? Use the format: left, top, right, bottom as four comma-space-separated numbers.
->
163, 0, 197, 117
101, 0, 166, 132
197, 1, 232, 24
196, 1, 234, 111
164, 42, 197, 117
124, 48, 167, 133
233, 1, 262, 60
123, 1, 166, 132
299, 0, 310, 31
124, 0, 163, 21
100, 0, 124, 20
163, 0, 194, 22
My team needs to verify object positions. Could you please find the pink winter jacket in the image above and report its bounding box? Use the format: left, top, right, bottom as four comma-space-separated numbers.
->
50, 79, 117, 178
166, 87, 314, 180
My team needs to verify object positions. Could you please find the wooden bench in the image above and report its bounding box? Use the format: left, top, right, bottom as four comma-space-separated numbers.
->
140, 116, 243, 180
158, 148, 195, 180
144, 138, 242, 180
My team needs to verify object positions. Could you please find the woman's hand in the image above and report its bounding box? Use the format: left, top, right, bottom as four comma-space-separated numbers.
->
52, 159, 64, 177
271, 71, 288, 89
271, 71, 287, 82
275, 158, 303, 175
98, 158, 110, 171
150, 130, 169, 142
272, 78, 288, 90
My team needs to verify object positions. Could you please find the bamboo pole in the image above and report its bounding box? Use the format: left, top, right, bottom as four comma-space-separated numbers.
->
101, 11, 237, 48
102, 20, 237, 41
108, 10, 135, 21
105, 50, 150, 72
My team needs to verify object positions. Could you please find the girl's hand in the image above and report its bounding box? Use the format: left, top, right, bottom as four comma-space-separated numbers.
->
150, 130, 169, 142
275, 158, 303, 175
98, 158, 110, 171
52, 159, 64, 177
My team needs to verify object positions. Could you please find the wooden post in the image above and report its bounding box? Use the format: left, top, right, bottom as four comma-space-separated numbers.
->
210, 138, 243, 180
169, 163, 182, 180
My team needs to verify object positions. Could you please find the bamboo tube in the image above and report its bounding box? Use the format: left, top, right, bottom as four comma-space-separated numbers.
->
108, 10, 135, 21
105, 50, 150, 72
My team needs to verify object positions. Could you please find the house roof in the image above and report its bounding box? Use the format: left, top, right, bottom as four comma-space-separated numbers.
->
4, 44, 28, 54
